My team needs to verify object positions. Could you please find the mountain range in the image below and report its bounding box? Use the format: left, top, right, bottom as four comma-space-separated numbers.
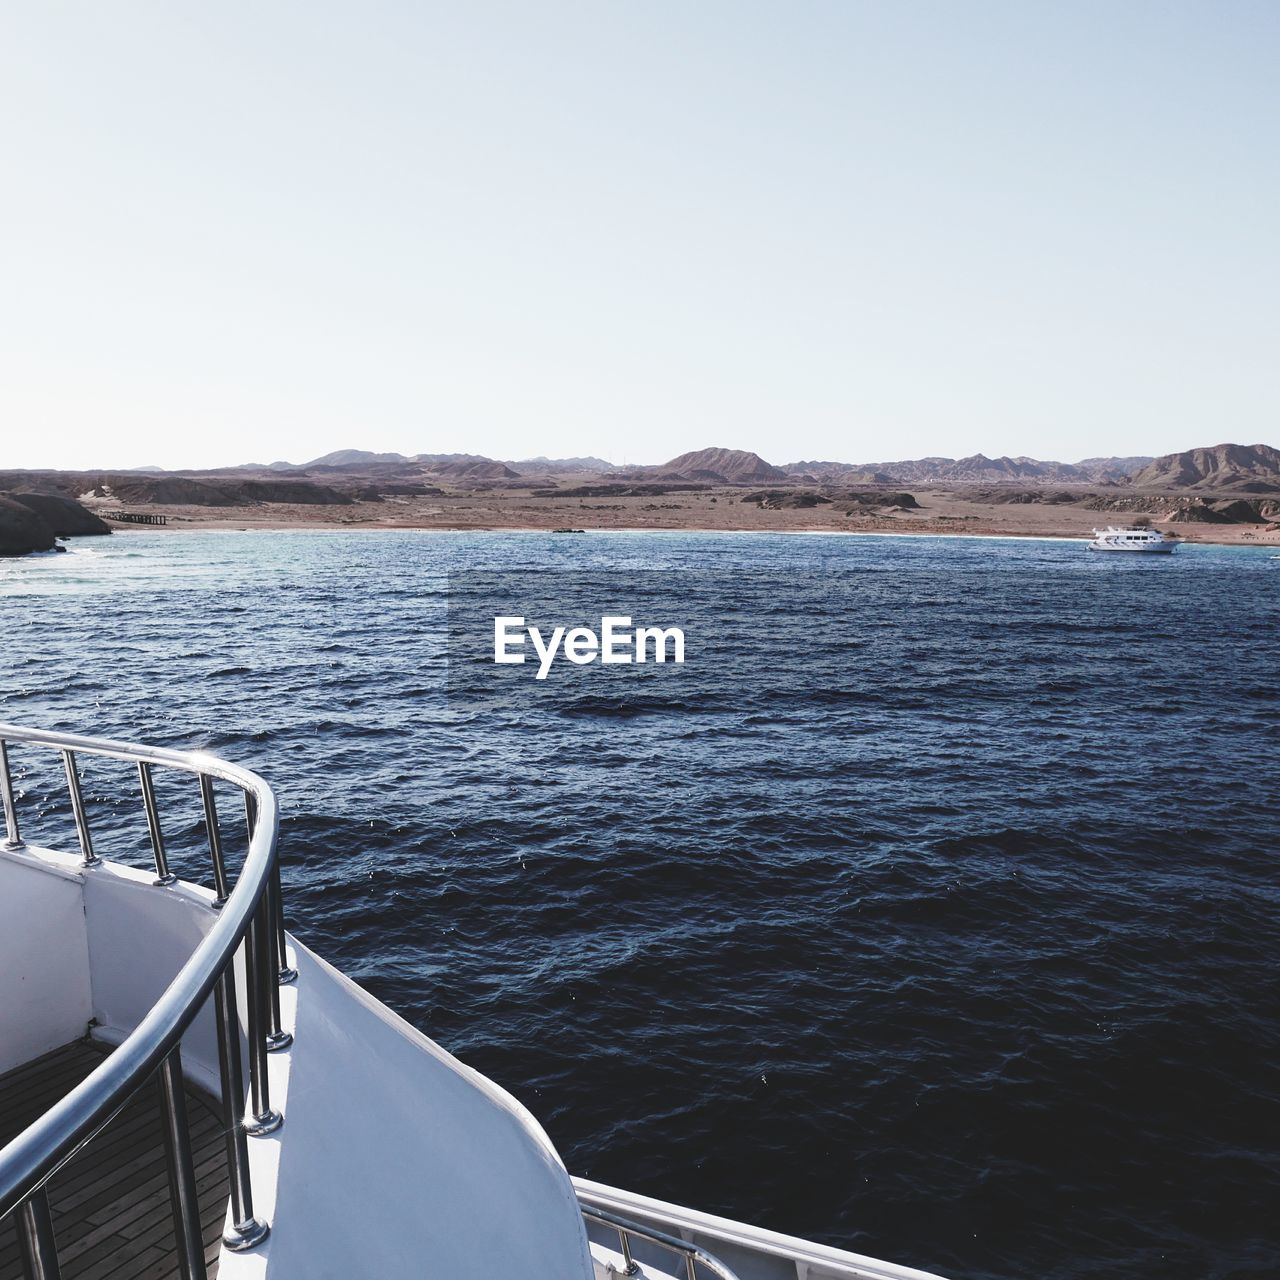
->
1129, 443, 1280, 492
9, 443, 1278, 503
781, 454, 1152, 485
259, 443, 1276, 490
274, 450, 613, 477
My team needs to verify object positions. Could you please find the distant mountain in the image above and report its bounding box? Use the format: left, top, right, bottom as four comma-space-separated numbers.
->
412, 453, 484, 466
1131, 442, 1280, 491
415, 454, 521, 480
781, 461, 903, 484
783, 453, 1150, 485
1074, 455, 1154, 476
306, 449, 410, 467
210, 444, 1280, 491
653, 448, 788, 484
509, 456, 617, 474
292, 451, 522, 480
883, 454, 1099, 483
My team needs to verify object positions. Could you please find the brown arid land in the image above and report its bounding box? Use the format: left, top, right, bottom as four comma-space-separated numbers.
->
74, 482, 1280, 548
4, 442, 1280, 552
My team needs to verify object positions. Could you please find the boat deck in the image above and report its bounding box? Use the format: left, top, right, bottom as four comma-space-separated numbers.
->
0, 1041, 228, 1280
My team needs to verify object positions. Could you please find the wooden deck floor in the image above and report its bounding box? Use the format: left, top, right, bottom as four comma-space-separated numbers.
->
0, 1041, 228, 1280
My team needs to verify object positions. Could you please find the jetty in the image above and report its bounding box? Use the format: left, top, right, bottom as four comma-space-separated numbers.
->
101, 510, 168, 525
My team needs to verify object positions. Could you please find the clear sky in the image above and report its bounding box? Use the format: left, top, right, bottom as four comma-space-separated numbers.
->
3, 2, 1277, 470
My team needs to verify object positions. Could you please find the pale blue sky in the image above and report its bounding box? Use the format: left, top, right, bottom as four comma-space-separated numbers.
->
2, 2, 1276, 470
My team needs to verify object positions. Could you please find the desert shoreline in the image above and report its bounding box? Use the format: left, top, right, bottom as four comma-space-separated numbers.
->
7, 444, 1280, 556
94, 511, 1278, 549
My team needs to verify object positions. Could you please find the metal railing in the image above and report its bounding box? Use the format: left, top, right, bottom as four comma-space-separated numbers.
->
581, 1203, 741, 1280
0, 723, 296, 1280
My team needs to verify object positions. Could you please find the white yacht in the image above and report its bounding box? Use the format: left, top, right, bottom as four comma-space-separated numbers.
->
1087, 526, 1177, 553
0, 723, 949, 1280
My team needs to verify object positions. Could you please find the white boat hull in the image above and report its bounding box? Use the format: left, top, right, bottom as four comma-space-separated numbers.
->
1087, 526, 1177, 553
1087, 541, 1176, 553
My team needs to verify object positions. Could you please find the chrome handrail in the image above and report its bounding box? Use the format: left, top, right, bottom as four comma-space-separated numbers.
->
0, 722, 293, 1279
582, 1203, 742, 1280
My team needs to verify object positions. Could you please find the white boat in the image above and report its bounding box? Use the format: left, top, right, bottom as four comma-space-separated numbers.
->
1087, 525, 1177, 553
0, 723, 950, 1280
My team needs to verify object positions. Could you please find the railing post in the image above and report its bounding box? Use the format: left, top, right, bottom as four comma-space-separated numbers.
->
0, 739, 22, 850
60, 749, 98, 867
214, 967, 270, 1250
272, 862, 297, 984
619, 1228, 639, 1276
200, 775, 230, 907
263, 868, 293, 1050
138, 762, 177, 886
157, 1047, 209, 1280
16, 1188, 61, 1280
246, 792, 294, 1046
243, 902, 283, 1136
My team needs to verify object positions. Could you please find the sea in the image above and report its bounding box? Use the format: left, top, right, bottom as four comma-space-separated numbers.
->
1, 529, 1277, 1280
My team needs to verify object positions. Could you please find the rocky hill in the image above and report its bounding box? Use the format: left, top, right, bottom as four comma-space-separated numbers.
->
10, 493, 112, 536
0, 493, 110, 556
651, 448, 788, 484
422, 456, 521, 480
0, 496, 55, 555
1075, 455, 1155, 476
1130, 443, 1280, 492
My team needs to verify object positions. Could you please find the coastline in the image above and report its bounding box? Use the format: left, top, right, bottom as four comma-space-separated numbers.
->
94, 504, 1280, 549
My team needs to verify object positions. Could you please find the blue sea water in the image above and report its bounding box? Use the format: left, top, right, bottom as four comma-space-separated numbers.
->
1, 529, 1277, 1280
